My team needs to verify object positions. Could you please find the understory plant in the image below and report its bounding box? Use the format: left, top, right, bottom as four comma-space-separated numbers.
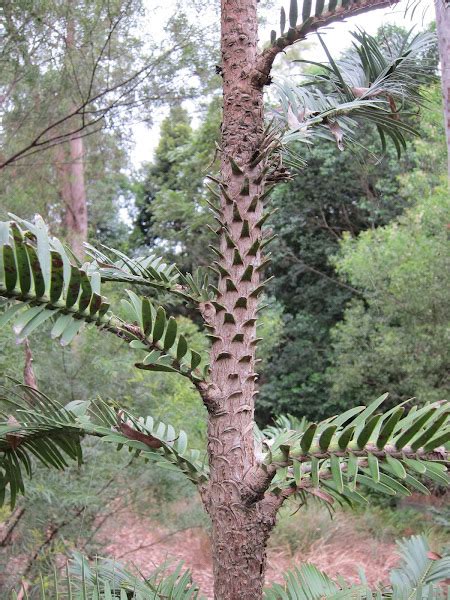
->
0, 0, 449, 598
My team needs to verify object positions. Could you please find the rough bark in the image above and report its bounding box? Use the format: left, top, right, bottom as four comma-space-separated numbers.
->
199, 1, 275, 597
435, 0, 450, 182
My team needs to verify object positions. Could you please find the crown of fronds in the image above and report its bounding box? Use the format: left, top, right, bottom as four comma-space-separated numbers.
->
272, 27, 436, 156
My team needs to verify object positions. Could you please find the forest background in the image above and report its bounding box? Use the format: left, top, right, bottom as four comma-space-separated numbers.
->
0, 0, 449, 595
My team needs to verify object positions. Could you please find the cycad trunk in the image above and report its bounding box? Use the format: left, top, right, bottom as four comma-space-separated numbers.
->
199, 0, 275, 597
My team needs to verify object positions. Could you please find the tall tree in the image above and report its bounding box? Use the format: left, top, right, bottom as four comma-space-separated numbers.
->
1, 0, 215, 257
0, 3, 448, 600
435, 0, 450, 180
133, 101, 220, 272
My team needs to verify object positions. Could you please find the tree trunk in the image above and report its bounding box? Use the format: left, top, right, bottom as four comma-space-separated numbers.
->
199, 0, 275, 597
54, 137, 88, 260
66, 133, 88, 259
435, 0, 450, 182
54, 8, 88, 260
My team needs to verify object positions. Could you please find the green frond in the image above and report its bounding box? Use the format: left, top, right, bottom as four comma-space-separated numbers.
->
263, 535, 449, 599
0, 217, 208, 384
10, 554, 205, 599
85, 242, 208, 303
273, 29, 436, 156
0, 216, 112, 346
263, 562, 370, 599
122, 290, 209, 382
264, 395, 449, 505
0, 383, 208, 507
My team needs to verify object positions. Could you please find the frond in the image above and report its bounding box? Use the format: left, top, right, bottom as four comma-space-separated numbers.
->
120, 289, 209, 381
10, 555, 204, 599
263, 535, 449, 599
264, 562, 372, 599
0, 383, 208, 507
272, 28, 436, 156
390, 536, 450, 597
0, 216, 112, 346
85, 242, 212, 303
263, 394, 449, 506
0, 217, 208, 384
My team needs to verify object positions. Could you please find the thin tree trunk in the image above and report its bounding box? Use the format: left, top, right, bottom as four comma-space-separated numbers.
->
435, 0, 450, 182
54, 139, 88, 260
200, 0, 276, 597
66, 132, 88, 259
55, 7, 88, 260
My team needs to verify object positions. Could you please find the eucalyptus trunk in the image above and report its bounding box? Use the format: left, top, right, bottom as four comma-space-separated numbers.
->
53, 8, 89, 260
435, 0, 450, 182
54, 137, 88, 260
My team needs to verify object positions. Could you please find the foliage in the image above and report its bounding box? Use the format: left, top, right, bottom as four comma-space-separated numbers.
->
0, 0, 216, 169
260, 394, 449, 507
273, 28, 436, 158
0, 382, 208, 508
264, 535, 450, 599
1, 374, 448, 511
328, 184, 450, 411
10, 557, 204, 599
0, 216, 208, 381
9, 534, 449, 599
131, 100, 221, 273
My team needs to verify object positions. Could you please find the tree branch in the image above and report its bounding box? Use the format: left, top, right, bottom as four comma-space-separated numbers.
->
253, 0, 401, 87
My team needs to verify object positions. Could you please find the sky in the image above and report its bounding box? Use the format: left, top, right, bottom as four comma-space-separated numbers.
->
130, 0, 435, 168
